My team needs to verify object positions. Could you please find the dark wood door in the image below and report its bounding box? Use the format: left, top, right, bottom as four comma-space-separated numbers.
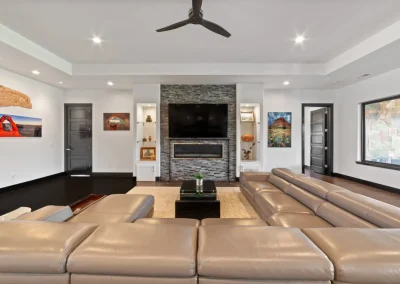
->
65, 105, 92, 175
310, 108, 327, 174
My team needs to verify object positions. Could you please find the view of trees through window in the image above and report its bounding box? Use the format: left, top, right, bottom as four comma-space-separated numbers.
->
364, 96, 400, 166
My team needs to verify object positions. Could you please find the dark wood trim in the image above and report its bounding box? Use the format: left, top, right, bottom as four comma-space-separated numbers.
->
333, 172, 400, 194
91, 172, 134, 178
301, 103, 334, 176
0, 172, 66, 192
156, 177, 161, 181
360, 94, 400, 170
303, 165, 311, 170
355, 160, 400, 171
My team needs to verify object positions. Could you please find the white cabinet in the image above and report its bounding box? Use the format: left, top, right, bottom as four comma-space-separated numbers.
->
136, 163, 156, 181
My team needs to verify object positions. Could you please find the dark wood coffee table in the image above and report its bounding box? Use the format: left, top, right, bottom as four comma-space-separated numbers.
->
175, 180, 220, 220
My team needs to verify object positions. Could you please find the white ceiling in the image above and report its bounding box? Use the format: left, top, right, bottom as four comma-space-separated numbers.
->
1, 0, 400, 89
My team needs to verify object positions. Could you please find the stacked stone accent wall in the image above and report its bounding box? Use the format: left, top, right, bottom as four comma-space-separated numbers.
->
160, 85, 236, 181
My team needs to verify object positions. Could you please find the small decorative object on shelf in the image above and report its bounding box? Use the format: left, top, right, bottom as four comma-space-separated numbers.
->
148, 135, 152, 142
240, 111, 255, 122
146, 115, 153, 122
242, 142, 256, 160
241, 134, 255, 142
194, 173, 204, 188
142, 137, 147, 142
140, 147, 156, 160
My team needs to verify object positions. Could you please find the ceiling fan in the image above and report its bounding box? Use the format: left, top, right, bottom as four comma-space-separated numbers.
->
156, 0, 231, 38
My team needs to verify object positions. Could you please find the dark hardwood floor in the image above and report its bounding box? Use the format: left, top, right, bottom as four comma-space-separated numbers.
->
1, 170, 399, 215
0, 175, 135, 215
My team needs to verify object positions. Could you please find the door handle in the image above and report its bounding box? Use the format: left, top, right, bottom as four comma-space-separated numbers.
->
66, 148, 74, 151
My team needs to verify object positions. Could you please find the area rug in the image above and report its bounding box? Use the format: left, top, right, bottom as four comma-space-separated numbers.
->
127, 187, 260, 219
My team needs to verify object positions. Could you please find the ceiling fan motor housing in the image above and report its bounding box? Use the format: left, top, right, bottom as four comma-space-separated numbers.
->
189, 8, 203, 24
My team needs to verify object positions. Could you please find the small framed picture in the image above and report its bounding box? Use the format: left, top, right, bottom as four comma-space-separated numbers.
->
240, 112, 255, 122
140, 147, 156, 161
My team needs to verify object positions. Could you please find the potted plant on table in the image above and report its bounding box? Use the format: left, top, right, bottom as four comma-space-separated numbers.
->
194, 173, 204, 187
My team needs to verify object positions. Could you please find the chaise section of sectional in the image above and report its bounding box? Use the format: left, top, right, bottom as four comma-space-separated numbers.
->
0, 221, 97, 284
68, 194, 154, 224
67, 223, 198, 284
303, 228, 400, 284
197, 225, 334, 283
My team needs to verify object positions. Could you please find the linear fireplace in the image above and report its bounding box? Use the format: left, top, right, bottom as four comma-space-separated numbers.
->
173, 144, 223, 159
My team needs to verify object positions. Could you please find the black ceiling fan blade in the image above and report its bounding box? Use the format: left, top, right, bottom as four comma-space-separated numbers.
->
192, 0, 203, 14
201, 19, 231, 38
156, 19, 189, 32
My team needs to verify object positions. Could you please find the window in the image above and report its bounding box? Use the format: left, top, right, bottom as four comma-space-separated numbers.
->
361, 95, 400, 170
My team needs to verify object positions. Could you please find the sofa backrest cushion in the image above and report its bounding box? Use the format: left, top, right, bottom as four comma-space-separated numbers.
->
316, 203, 376, 228
286, 184, 325, 213
16, 206, 73, 222
0, 222, 97, 274
327, 191, 400, 228
240, 172, 270, 183
271, 168, 300, 183
292, 176, 346, 199
268, 175, 291, 193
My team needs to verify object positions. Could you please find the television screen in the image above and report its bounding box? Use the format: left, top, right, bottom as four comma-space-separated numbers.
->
168, 104, 228, 138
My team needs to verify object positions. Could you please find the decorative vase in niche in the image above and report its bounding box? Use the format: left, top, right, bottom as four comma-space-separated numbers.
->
146, 115, 152, 122
148, 136, 152, 142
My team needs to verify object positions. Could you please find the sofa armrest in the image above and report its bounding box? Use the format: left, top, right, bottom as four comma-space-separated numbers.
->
240, 172, 271, 183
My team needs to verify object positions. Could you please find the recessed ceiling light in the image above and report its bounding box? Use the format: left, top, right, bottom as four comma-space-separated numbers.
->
147, 104, 151, 107
107, 81, 114, 86
92, 36, 102, 45
59, 81, 63, 84
294, 35, 306, 45
246, 104, 250, 107
283, 81, 290, 86
32, 70, 40, 75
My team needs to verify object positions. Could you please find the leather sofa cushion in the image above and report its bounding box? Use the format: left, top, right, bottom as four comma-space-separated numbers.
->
67, 224, 197, 277
240, 172, 270, 183
286, 184, 325, 212
198, 280, 331, 284
271, 168, 299, 183
316, 203, 376, 228
71, 274, 197, 284
84, 194, 154, 221
16, 205, 73, 222
327, 191, 400, 228
68, 212, 135, 224
135, 218, 200, 227
0, 222, 97, 274
268, 175, 292, 192
241, 181, 282, 200
198, 226, 334, 281
267, 213, 333, 228
292, 176, 346, 199
201, 218, 266, 226
303, 228, 400, 283
0, 274, 70, 284
255, 192, 314, 218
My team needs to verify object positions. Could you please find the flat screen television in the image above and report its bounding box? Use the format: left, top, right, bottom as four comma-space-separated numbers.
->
168, 104, 228, 138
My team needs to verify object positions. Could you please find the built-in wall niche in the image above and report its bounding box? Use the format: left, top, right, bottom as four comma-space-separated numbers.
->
136, 103, 157, 161
239, 103, 261, 162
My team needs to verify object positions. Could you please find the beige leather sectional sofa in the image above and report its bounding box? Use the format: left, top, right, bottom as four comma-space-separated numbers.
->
1, 220, 399, 284
240, 168, 400, 228
16, 194, 155, 224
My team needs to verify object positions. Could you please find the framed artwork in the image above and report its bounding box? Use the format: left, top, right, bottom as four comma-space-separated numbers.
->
140, 147, 156, 160
268, 112, 292, 148
0, 113, 42, 137
240, 111, 255, 122
104, 113, 130, 131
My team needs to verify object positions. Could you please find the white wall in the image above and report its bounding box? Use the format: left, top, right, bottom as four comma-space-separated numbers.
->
0, 68, 64, 188
334, 68, 400, 188
64, 89, 134, 173
263, 89, 337, 172
304, 107, 324, 166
